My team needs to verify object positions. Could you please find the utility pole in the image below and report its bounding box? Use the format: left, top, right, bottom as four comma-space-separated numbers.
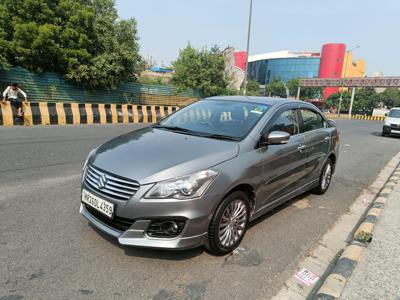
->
243, 0, 253, 96
348, 87, 356, 119
338, 45, 360, 116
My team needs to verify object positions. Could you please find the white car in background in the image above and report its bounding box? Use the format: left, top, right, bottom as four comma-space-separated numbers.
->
382, 108, 400, 137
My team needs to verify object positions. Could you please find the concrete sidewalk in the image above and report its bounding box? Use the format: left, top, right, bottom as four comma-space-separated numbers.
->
340, 183, 400, 299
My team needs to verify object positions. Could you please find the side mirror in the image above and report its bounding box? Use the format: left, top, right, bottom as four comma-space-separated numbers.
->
261, 131, 290, 145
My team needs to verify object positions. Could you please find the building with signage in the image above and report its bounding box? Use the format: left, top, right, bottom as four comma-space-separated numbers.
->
246, 43, 366, 99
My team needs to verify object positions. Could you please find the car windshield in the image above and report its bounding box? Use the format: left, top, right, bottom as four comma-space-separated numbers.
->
388, 109, 400, 118
157, 99, 270, 140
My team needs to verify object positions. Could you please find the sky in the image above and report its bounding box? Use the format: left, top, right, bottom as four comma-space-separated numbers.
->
116, 0, 399, 76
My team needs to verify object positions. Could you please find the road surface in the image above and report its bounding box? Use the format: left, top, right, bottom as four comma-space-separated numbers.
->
1, 120, 399, 299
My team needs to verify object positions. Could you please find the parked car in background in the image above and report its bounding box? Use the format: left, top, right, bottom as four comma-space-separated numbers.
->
80, 96, 340, 255
382, 108, 400, 137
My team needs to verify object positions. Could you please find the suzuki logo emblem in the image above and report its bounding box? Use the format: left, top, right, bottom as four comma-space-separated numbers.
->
97, 174, 107, 189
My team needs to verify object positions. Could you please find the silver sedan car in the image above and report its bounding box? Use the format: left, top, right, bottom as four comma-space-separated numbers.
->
80, 96, 339, 255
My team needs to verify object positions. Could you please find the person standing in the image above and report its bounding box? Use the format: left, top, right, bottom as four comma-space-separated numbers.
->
2, 83, 28, 117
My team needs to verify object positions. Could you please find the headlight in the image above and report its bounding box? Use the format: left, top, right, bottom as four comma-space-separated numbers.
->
145, 170, 218, 200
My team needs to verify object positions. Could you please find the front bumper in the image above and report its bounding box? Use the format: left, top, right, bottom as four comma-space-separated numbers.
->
80, 203, 208, 250
383, 125, 400, 135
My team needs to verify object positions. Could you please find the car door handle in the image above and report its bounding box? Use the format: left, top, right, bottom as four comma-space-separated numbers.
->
324, 137, 330, 141
297, 145, 306, 153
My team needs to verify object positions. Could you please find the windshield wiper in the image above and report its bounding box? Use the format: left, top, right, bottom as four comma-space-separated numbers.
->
153, 125, 239, 141
199, 133, 240, 141
152, 125, 193, 133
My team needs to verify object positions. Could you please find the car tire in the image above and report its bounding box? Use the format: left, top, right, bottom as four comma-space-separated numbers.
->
206, 191, 250, 256
382, 131, 388, 137
312, 158, 334, 195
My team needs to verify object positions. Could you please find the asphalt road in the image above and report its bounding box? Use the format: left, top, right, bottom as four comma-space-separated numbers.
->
1, 120, 399, 300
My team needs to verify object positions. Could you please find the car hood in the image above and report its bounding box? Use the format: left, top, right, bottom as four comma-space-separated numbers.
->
91, 127, 239, 184
386, 116, 400, 125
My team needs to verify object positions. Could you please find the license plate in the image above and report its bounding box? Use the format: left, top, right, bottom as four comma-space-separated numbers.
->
82, 189, 114, 219
391, 130, 400, 134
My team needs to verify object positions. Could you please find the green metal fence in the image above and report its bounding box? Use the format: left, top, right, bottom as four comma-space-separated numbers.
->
0, 67, 200, 106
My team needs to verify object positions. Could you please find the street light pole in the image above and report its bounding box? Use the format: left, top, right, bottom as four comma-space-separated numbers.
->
348, 87, 356, 119
243, 0, 253, 96
337, 45, 360, 116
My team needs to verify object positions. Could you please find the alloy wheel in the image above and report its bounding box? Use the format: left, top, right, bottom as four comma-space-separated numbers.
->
218, 199, 248, 247
321, 163, 332, 190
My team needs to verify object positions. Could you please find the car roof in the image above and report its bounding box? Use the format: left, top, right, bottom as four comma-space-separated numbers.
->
205, 95, 309, 107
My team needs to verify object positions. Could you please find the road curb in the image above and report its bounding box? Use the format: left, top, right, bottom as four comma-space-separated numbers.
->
314, 164, 400, 299
271, 152, 400, 300
324, 114, 385, 122
0, 101, 179, 126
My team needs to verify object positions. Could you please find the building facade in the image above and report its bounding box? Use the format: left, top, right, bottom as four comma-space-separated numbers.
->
248, 50, 321, 85
247, 43, 366, 99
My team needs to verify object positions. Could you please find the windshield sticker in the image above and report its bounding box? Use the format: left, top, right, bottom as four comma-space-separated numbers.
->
250, 106, 266, 114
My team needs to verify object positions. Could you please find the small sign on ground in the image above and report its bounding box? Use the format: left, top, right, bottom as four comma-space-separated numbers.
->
294, 268, 320, 286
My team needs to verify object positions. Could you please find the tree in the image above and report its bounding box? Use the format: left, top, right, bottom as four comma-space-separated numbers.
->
378, 88, 400, 108
325, 91, 352, 111
286, 78, 322, 99
172, 44, 228, 97
326, 88, 383, 114
0, 0, 142, 88
246, 80, 260, 96
352, 88, 378, 113
265, 77, 286, 98
287, 78, 300, 98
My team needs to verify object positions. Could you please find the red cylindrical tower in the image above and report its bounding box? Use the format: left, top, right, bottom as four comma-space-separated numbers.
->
319, 43, 346, 99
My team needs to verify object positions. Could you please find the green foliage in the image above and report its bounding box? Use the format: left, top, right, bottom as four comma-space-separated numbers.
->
326, 87, 400, 114
286, 78, 322, 99
0, 54, 9, 69
224, 88, 240, 96
246, 80, 260, 96
325, 91, 352, 111
377, 88, 400, 108
355, 231, 373, 243
172, 44, 228, 97
138, 76, 168, 86
287, 78, 300, 97
0, 0, 142, 88
264, 77, 287, 98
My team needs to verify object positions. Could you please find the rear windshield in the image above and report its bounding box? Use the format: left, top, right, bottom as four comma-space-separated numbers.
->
388, 109, 400, 118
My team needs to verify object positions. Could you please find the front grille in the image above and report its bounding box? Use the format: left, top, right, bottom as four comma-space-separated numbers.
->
84, 204, 134, 232
85, 165, 140, 201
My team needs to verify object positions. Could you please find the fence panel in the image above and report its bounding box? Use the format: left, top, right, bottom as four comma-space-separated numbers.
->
0, 67, 200, 106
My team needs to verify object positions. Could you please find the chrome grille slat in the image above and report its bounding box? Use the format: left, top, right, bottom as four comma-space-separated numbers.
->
101, 183, 133, 195
89, 166, 139, 187
105, 180, 138, 191
93, 187, 131, 199
87, 168, 99, 179
86, 171, 98, 182
107, 177, 140, 187
84, 165, 140, 201
85, 176, 98, 187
